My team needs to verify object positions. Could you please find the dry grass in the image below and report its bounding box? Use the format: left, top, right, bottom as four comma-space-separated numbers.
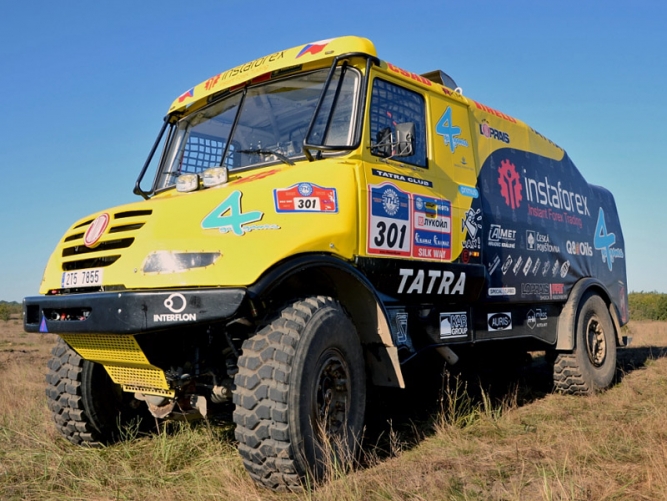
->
1, 317, 667, 500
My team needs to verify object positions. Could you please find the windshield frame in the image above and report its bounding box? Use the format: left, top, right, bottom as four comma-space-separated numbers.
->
147, 62, 366, 195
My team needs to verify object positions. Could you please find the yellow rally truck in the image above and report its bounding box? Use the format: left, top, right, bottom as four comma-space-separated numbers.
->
24, 36, 628, 490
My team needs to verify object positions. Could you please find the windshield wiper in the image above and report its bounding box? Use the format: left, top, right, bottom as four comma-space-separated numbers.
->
237, 149, 295, 166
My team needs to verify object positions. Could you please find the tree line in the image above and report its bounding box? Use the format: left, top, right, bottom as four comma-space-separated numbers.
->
627, 292, 667, 321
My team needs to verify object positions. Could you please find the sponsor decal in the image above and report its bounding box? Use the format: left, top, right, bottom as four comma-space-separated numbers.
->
473, 101, 517, 123
372, 168, 433, 188
459, 185, 479, 198
201, 52, 285, 92
594, 208, 624, 271
436, 107, 469, 153
488, 312, 512, 331
566, 240, 593, 256
397, 269, 466, 295
488, 287, 516, 297
524, 174, 589, 217
497, 158, 589, 228
296, 39, 332, 58
488, 224, 516, 249
367, 183, 411, 257
154, 293, 197, 323
560, 260, 570, 278
522, 256, 533, 276
479, 120, 510, 143
84, 213, 110, 248
526, 230, 560, 253
526, 309, 548, 329
202, 191, 280, 235
154, 313, 197, 322
462, 208, 482, 250
531, 257, 541, 276
502, 255, 513, 275
521, 283, 551, 298
551, 259, 560, 277
512, 255, 524, 275
233, 168, 280, 185
274, 182, 338, 213
541, 260, 551, 277
164, 293, 187, 313
498, 160, 523, 209
529, 126, 562, 151
488, 255, 501, 275
413, 196, 451, 260
550, 283, 566, 299
387, 63, 434, 87
440, 312, 469, 338
394, 311, 409, 344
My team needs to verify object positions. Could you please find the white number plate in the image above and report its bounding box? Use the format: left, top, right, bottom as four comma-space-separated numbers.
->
61, 268, 104, 288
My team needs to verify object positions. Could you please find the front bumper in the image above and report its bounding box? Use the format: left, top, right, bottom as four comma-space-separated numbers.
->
24, 288, 246, 335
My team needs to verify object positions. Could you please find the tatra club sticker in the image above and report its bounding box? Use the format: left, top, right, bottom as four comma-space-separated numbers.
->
84, 213, 110, 248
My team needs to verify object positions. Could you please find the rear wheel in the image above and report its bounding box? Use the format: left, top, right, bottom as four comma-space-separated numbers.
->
46, 337, 147, 445
553, 293, 617, 395
233, 296, 366, 491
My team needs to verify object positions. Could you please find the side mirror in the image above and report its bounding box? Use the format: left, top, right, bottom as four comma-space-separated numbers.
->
394, 122, 414, 157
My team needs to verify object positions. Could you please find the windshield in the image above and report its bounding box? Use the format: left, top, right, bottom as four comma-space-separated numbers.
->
155, 67, 360, 191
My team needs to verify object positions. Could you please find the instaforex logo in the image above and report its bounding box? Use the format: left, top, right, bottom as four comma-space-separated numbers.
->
498, 160, 522, 209
523, 172, 590, 217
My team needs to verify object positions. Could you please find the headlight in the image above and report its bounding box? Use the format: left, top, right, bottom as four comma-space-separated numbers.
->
142, 251, 221, 274
176, 174, 199, 192
202, 167, 228, 188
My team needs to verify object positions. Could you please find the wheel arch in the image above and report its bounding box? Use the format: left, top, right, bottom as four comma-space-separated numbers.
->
248, 253, 405, 388
555, 277, 624, 351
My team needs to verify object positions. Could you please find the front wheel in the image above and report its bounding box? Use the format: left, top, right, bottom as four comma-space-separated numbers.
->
553, 292, 617, 395
46, 337, 148, 445
233, 296, 366, 491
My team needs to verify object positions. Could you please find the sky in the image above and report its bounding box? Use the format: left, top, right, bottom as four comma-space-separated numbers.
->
1, 0, 665, 301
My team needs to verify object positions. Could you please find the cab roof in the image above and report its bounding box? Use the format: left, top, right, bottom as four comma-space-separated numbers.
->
168, 36, 377, 114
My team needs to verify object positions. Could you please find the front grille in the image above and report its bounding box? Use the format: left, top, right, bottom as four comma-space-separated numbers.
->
62, 238, 134, 257
60, 209, 152, 271
62, 256, 120, 271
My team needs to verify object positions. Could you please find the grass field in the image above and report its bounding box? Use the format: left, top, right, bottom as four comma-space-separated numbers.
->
1, 317, 667, 500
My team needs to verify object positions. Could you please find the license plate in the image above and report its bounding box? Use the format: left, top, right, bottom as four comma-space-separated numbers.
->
61, 268, 104, 288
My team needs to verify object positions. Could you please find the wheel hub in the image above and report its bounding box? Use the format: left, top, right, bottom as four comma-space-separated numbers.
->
313, 350, 350, 436
585, 316, 607, 367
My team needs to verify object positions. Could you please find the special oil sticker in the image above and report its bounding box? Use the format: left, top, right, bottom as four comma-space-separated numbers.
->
412, 195, 451, 260
367, 183, 411, 257
274, 182, 338, 213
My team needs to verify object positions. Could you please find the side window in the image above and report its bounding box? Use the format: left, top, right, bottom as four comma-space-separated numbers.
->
369, 78, 427, 167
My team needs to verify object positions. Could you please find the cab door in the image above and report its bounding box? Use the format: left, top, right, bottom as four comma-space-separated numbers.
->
359, 68, 453, 264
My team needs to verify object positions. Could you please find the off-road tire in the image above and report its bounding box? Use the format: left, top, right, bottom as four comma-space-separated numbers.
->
46, 337, 146, 445
553, 293, 617, 395
233, 296, 366, 491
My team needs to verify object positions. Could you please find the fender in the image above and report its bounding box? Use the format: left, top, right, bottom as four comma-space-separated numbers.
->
555, 277, 622, 351
248, 253, 405, 387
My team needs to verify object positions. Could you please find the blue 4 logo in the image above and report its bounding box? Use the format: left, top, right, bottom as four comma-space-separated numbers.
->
436, 107, 469, 153
202, 191, 262, 236
594, 208, 624, 271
